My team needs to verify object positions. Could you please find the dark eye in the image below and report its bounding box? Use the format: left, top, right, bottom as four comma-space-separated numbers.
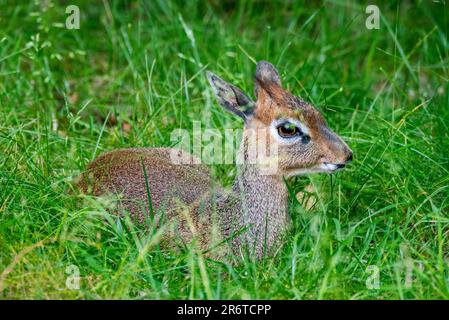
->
277, 122, 300, 138
301, 135, 311, 144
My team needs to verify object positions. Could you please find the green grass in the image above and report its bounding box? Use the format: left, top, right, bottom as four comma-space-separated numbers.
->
1, 0, 449, 299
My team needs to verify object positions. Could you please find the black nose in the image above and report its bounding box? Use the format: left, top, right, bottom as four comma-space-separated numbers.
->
336, 163, 346, 169
346, 152, 353, 162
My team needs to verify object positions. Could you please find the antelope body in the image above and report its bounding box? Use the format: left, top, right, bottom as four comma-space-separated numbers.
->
78, 62, 353, 260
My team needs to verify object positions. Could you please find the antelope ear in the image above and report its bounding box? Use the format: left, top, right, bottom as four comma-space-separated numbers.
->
254, 61, 282, 98
206, 71, 254, 121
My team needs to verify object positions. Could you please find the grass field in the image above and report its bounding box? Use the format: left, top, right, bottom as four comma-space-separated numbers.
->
0, 0, 448, 299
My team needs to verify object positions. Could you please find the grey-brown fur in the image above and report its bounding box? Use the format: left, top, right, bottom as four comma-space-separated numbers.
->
78, 61, 353, 261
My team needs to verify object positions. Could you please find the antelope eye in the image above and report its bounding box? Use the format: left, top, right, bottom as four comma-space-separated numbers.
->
277, 122, 300, 138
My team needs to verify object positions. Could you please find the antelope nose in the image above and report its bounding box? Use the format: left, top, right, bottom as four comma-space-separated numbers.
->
335, 163, 346, 169
346, 152, 353, 163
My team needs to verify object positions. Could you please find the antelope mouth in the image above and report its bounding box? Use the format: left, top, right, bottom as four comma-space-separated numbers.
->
284, 162, 345, 177
320, 162, 346, 172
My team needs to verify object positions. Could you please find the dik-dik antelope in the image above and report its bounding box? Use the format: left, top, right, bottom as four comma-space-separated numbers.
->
78, 61, 353, 260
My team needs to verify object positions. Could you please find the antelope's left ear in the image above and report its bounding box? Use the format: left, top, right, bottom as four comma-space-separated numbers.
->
254, 61, 282, 98
206, 71, 254, 121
